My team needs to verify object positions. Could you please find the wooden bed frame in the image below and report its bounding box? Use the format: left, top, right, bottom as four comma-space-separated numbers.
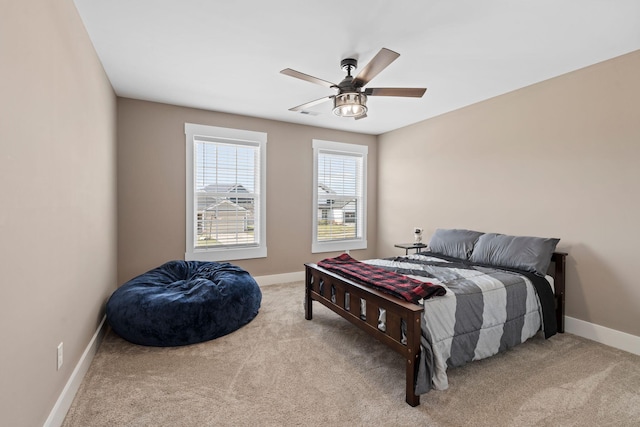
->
304, 252, 567, 406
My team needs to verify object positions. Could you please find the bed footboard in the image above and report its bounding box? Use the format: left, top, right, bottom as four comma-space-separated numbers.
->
305, 263, 424, 406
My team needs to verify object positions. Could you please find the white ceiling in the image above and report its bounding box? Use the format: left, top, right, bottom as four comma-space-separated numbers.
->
73, 0, 640, 135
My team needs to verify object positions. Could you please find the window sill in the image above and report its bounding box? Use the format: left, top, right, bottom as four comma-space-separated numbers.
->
312, 240, 367, 254
185, 246, 267, 262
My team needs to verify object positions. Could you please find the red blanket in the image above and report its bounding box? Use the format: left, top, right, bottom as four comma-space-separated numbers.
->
317, 253, 445, 303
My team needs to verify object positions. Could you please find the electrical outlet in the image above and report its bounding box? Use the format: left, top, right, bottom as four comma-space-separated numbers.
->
57, 342, 63, 370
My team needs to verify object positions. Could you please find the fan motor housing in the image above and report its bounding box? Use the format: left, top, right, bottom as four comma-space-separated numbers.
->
340, 58, 358, 72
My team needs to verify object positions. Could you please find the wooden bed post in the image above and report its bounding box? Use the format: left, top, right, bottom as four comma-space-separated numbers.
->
552, 252, 567, 333
405, 312, 421, 406
304, 265, 313, 320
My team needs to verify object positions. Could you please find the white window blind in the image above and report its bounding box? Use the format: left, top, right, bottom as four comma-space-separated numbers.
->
185, 123, 267, 261
312, 140, 367, 253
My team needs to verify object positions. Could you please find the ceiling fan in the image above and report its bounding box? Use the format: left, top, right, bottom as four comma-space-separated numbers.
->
280, 48, 426, 120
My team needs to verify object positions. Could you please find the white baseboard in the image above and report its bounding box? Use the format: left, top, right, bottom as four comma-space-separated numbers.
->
43, 316, 108, 427
565, 316, 640, 356
254, 270, 305, 286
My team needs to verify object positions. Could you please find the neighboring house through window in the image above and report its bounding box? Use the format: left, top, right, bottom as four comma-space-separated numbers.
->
312, 139, 367, 253
185, 123, 267, 261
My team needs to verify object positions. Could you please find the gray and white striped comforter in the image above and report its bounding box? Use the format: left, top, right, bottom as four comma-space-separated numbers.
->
366, 253, 551, 393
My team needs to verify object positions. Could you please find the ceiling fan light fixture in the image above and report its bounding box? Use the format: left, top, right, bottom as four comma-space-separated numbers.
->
333, 92, 367, 118
282, 48, 425, 119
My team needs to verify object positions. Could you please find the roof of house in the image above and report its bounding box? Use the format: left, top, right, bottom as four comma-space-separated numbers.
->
204, 199, 248, 213
202, 183, 248, 194
318, 183, 354, 209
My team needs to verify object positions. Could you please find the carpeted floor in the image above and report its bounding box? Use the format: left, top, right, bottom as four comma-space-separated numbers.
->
63, 282, 640, 427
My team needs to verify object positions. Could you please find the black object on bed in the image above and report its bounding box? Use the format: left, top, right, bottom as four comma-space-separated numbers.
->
107, 261, 262, 347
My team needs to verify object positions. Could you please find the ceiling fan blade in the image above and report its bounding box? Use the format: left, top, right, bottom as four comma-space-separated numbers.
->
288, 96, 334, 112
353, 48, 400, 87
364, 87, 427, 97
280, 68, 337, 89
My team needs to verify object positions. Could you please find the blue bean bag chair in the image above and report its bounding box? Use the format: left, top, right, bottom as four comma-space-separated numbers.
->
106, 261, 262, 347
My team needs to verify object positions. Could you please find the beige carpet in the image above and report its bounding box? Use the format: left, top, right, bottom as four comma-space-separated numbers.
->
63, 282, 640, 427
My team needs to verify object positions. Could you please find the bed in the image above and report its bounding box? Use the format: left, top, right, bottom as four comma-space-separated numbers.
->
304, 229, 566, 406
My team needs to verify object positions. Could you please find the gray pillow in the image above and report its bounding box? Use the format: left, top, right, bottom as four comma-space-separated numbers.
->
428, 228, 484, 260
469, 233, 560, 276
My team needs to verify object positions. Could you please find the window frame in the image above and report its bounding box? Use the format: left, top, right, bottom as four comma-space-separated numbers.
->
312, 139, 368, 253
185, 123, 267, 261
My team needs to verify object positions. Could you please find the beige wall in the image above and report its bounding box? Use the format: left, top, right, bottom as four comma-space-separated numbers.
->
0, 1, 117, 426
378, 50, 640, 338
117, 98, 377, 284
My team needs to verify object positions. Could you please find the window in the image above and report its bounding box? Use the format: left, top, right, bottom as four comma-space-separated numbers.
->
185, 123, 267, 261
312, 139, 367, 253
